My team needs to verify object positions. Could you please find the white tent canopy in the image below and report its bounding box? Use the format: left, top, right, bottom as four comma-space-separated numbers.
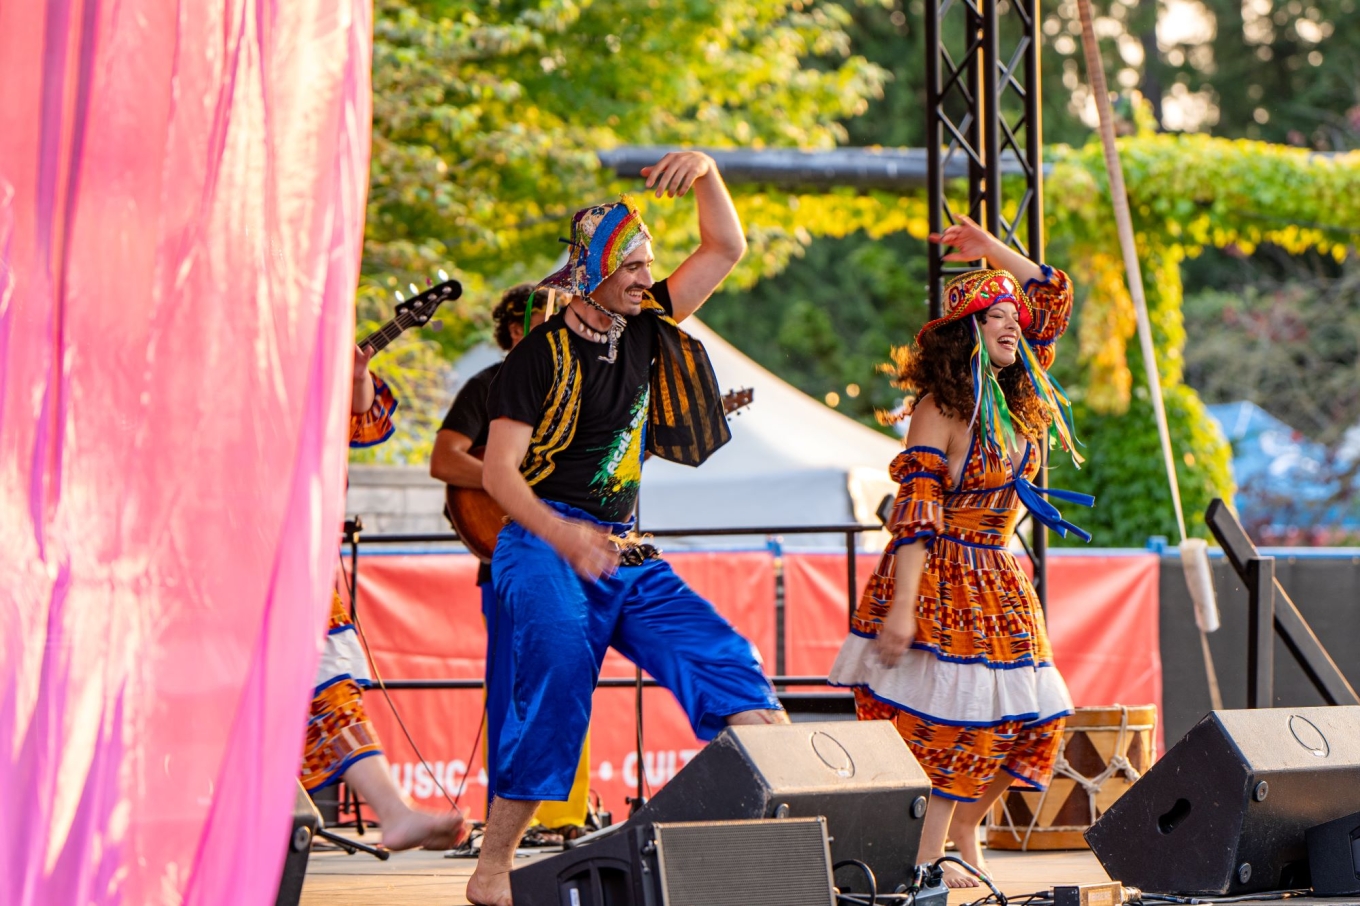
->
636, 318, 902, 549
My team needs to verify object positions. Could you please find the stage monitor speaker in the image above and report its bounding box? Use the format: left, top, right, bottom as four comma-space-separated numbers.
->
1085, 707, 1360, 896
1307, 810, 1360, 896
631, 720, 931, 895
275, 781, 322, 906
510, 817, 836, 906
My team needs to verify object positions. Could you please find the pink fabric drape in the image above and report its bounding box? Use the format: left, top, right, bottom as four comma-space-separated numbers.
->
0, 2, 372, 903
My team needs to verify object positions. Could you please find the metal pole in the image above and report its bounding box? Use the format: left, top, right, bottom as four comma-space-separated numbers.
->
846, 530, 859, 628
774, 539, 787, 681
1023, 0, 1049, 612
1246, 556, 1275, 709
968, 4, 985, 227
925, 0, 944, 318
982, 0, 1001, 238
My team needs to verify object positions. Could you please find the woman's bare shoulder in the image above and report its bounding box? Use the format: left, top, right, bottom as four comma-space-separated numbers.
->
906, 394, 964, 448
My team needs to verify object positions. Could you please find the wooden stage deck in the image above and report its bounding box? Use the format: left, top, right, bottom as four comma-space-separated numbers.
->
297, 832, 1360, 906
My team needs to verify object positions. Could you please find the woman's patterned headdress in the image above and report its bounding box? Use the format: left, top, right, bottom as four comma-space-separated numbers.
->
924, 269, 1083, 468
540, 196, 652, 299
916, 269, 1034, 345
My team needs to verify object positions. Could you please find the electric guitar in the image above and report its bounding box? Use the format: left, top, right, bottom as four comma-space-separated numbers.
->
358, 273, 462, 352
444, 387, 755, 562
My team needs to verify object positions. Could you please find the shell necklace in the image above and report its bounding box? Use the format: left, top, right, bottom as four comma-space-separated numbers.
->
570, 300, 626, 364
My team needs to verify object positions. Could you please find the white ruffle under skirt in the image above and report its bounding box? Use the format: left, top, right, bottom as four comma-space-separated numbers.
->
828, 634, 1073, 728
314, 624, 372, 693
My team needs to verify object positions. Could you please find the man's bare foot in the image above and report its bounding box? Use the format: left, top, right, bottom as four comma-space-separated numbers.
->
465, 865, 513, 906
379, 806, 468, 852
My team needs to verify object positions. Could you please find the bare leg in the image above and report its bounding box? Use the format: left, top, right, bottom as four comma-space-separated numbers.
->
340, 754, 467, 851
725, 709, 790, 726
917, 795, 979, 888
946, 773, 1013, 881
466, 797, 540, 906
920, 795, 985, 889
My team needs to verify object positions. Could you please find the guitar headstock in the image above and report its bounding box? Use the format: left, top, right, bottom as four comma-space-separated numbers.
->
722, 386, 754, 417
361, 270, 464, 354
393, 271, 463, 327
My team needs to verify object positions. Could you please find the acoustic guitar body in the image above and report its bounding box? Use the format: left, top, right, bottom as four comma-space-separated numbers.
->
442, 389, 753, 562
443, 447, 507, 564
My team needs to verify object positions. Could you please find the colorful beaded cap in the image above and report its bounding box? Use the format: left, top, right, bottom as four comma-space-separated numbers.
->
540, 196, 652, 298
915, 269, 1034, 345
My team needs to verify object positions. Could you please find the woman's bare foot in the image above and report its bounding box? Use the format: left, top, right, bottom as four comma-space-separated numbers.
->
379, 806, 468, 852
939, 860, 983, 888
465, 866, 513, 906
946, 818, 991, 883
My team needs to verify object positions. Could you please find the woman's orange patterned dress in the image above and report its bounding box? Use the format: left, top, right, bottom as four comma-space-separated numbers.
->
300, 376, 398, 791
828, 268, 1078, 803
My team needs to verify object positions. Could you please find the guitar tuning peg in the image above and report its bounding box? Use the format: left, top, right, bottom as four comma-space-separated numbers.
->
409, 283, 419, 296
429, 319, 444, 332
437, 269, 449, 281
395, 290, 406, 302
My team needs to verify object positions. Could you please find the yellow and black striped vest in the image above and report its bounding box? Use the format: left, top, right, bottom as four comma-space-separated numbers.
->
519, 293, 731, 485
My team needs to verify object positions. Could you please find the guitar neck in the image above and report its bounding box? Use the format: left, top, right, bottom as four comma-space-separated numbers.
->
358, 310, 421, 354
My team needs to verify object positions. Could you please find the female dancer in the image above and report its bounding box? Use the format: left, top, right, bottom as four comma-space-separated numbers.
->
829, 216, 1091, 887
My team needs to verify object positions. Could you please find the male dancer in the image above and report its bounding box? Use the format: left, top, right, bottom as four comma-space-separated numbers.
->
465, 151, 788, 906
431, 286, 595, 834
300, 344, 467, 851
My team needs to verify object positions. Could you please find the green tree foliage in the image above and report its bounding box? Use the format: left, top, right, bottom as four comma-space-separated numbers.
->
1144, 0, 1359, 147
356, 0, 890, 461
729, 135, 1360, 544
367, 0, 887, 291
1050, 386, 1236, 546
703, 231, 930, 428
1183, 249, 1360, 444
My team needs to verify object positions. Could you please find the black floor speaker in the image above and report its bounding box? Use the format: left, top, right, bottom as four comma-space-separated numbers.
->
275, 781, 321, 906
1307, 810, 1360, 896
636, 720, 930, 895
1085, 707, 1360, 896
510, 721, 930, 904
511, 817, 836, 906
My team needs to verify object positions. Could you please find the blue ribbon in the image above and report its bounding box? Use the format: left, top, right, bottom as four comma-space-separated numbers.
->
1012, 447, 1095, 543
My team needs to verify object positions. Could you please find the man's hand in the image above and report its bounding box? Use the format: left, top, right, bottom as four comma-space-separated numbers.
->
548, 519, 618, 583
641, 151, 715, 199
875, 599, 919, 668
351, 344, 377, 414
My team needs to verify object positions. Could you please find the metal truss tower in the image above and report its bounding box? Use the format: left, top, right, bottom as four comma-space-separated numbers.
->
925, 0, 1051, 601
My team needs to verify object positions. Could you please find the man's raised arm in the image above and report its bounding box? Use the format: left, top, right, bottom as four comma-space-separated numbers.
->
642, 151, 746, 322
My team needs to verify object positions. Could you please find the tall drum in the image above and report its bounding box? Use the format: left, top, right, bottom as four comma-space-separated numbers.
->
987, 705, 1157, 851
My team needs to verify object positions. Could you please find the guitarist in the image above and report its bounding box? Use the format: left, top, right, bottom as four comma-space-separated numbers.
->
466, 151, 788, 906
430, 287, 596, 836
299, 344, 468, 851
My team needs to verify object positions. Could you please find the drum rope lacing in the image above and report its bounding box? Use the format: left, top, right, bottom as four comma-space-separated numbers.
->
995, 705, 1152, 850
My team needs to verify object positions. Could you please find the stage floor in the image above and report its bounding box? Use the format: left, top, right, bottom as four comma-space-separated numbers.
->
299, 833, 1360, 905
300, 834, 1108, 906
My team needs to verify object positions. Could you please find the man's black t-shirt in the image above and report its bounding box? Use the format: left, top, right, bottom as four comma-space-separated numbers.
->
486, 280, 674, 524
440, 362, 501, 448
440, 362, 504, 586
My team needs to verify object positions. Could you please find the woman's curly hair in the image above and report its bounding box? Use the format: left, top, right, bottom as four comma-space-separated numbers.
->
883, 316, 1051, 440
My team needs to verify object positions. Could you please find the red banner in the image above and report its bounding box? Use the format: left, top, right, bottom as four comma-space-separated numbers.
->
351, 548, 1160, 819
351, 551, 774, 819
783, 551, 1163, 748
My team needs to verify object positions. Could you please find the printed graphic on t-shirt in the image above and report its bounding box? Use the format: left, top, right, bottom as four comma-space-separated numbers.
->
590, 385, 649, 511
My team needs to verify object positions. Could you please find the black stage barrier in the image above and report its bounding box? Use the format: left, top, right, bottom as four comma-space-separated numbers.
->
1158, 549, 1360, 746
345, 518, 1360, 746
343, 521, 883, 696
